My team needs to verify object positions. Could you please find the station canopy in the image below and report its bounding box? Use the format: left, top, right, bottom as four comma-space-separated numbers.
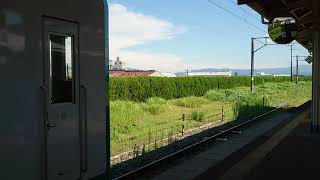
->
238, 0, 313, 51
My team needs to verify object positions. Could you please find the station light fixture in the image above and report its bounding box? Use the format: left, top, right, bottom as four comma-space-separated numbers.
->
305, 55, 313, 64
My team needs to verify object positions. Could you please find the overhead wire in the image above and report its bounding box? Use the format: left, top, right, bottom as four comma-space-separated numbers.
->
207, 0, 267, 33
254, 38, 268, 45
227, 0, 261, 22
293, 48, 309, 56
209, 0, 310, 55
290, 43, 309, 56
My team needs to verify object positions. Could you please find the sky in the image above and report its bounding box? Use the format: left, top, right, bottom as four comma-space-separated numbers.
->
107, 0, 310, 73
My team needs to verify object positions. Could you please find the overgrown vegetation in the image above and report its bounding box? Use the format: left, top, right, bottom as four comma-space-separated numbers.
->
110, 81, 312, 156
110, 76, 311, 102
172, 96, 210, 108
143, 97, 168, 115
191, 109, 208, 121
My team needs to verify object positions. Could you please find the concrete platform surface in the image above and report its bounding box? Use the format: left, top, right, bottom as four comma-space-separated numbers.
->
197, 109, 320, 180
147, 111, 294, 180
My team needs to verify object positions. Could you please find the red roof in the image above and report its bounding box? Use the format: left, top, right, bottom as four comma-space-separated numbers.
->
110, 70, 156, 77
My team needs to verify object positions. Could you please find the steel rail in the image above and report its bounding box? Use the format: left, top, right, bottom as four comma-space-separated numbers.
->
112, 103, 287, 180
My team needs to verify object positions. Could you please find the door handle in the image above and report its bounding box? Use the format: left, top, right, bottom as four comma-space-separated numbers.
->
40, 87, 55, 130
47, 121, 56, 130
47, 124, 56, 128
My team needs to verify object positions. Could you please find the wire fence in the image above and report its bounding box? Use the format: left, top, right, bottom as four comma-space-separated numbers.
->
110, 102, 263, 165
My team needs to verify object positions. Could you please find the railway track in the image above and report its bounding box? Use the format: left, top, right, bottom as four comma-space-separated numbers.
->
112, 102, 290, 180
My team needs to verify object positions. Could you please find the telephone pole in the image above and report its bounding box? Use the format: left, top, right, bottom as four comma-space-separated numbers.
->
250, 38, 255, 93
293, 55, 311, 84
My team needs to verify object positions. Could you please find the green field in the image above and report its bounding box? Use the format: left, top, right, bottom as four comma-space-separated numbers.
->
110, 81, 312, 156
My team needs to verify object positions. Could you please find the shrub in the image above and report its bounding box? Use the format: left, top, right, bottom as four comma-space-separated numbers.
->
143, 97, 168, 115
109, 76, 312, 102
205, 89, 226, 101
191, 109, 208, 121
111, 100, 142, 114
224, 89, 252, 103
234, 99, 266, 120
110, 101, 144, 134
173, 97, 209, 108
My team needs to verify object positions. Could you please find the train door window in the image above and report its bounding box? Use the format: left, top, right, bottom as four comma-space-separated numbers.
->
49, 34, 74, 104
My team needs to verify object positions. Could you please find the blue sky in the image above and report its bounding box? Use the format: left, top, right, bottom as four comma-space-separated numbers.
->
108, 0, 309, 72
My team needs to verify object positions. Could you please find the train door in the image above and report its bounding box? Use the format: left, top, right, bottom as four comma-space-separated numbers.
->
43, 17, 80, 180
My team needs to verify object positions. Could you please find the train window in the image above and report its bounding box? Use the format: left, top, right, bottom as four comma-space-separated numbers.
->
49, 34, 73, 104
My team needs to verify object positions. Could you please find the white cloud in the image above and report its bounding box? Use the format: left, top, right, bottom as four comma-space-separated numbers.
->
113, 50, 187, 72
109, 3, 187, 72
110, 4, 186, 49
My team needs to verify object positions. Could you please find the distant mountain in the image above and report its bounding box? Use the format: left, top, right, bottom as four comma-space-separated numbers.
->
190, 65, 312, 76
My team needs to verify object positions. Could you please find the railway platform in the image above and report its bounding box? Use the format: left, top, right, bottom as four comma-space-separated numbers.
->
197, 104, 319, 180
139, 102, 316, 180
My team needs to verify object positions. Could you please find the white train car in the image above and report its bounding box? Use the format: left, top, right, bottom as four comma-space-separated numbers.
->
0, 0, 108, 180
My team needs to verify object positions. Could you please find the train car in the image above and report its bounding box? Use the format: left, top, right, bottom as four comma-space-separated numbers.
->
0, 0, 108, 180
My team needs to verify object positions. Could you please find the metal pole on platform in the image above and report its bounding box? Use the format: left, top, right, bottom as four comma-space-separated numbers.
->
251, 38, 255, 94
312, 28, 320, 132
291, 45, 293, 82
312, 0, 320, 132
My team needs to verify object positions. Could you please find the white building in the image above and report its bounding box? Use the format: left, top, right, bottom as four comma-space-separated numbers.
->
187, 71, 232, 77
161, 72, 177, 77
109, 57, 127, 70
255, 72, 272, 76
273, 74, 291, 77
108, 60, 113, 70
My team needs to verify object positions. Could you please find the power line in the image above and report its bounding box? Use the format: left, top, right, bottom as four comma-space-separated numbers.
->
291, 44, 309, 56
254, 38, 267, 45
295, 48, 306, 55
227, 0, 261, 23
207, 0, 266, 33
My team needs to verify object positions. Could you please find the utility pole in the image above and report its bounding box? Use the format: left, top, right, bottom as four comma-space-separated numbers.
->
249, 37, 293, 93
293, 55, 311, 84
250, 38, 255, 94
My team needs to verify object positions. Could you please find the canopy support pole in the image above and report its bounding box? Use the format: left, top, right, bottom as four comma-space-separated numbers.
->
312, 0, 320, 132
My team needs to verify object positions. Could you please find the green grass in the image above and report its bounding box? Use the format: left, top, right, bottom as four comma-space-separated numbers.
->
143, 97, 168, 115
110, 82, 312, 156
172, 96, 210, 108
191, 109, 208, 121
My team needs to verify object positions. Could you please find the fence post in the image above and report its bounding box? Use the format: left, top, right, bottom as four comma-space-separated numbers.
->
148, 131, 151, 152
222, 106, 224, 122
161, 130, 164, 146
172, 126, 175, 141
154, 139, 157, 149
182, 114, 185, 136
134, 144, 137, 157
142, 144, 146, 155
